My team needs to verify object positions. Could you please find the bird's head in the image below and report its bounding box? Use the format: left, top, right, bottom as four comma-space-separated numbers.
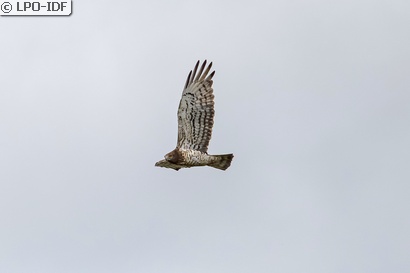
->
165, 150, 180, 164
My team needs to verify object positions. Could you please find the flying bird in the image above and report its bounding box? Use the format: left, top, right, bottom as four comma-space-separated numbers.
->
155, 60, 234, 171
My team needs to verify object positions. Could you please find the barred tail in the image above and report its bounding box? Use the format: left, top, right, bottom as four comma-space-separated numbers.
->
208, 154, 234, 170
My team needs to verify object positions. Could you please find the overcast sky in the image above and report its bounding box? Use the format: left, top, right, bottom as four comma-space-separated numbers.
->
1, 0, 409, 272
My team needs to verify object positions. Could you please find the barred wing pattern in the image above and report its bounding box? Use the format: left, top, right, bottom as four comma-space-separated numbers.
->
177, 61, 215, 153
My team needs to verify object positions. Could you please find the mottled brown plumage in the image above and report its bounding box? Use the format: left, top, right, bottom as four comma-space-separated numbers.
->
155, 60, 233, 171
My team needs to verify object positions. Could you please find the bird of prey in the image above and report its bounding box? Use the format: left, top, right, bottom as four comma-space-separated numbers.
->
155, 60, 233, 171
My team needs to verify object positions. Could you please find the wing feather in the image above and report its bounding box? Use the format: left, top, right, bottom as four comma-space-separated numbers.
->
194, 60, 207, 82
177, 60, 215, 153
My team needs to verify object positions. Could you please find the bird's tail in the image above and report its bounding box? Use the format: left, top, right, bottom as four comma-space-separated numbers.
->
208, 154, 234, 171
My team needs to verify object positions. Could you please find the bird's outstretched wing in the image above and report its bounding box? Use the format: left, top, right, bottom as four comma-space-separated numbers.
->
177, 60, 215, 153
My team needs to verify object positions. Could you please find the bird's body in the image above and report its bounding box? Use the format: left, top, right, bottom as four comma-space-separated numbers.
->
155, 60, 233, 171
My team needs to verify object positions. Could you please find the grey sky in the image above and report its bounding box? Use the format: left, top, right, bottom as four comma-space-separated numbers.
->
1, 0, 409, 272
